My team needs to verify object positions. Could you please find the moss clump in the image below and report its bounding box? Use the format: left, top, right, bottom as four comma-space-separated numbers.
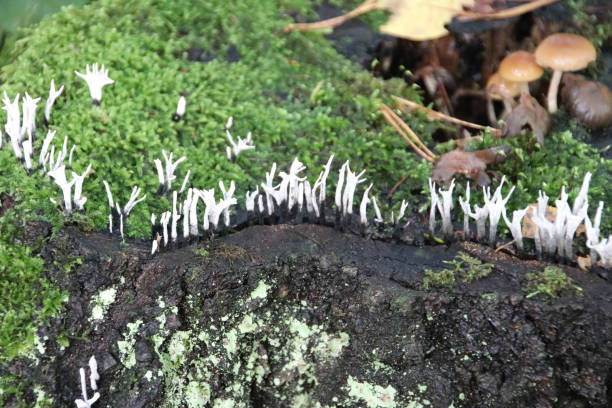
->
524, 266, 582, 299
0, 242, 66, 363
422, 252, 493, 289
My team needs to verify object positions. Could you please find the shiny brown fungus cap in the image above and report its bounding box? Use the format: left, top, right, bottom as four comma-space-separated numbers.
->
535, 33, 596, 113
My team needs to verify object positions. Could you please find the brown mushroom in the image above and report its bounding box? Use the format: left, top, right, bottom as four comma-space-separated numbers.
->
498, 51, 543, 95
561, 74, 612, 130
486, 72, 522, 124
534, 33, 596, 113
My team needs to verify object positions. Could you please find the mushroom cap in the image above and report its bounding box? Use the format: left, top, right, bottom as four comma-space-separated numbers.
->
486, 72, 522, 100
498, 51, 544, 83
561, 74, 612, 130
535, 33, 596, 72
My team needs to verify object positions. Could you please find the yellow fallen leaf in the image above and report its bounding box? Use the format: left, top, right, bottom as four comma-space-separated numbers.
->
379, 0, 474, 41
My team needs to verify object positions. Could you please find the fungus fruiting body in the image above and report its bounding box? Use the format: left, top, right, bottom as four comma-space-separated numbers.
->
498, 51, 543, 95
534, 33, 596, 113
75, 63, 114, 105
485, 72, 521, 124
561, 74, 612, 130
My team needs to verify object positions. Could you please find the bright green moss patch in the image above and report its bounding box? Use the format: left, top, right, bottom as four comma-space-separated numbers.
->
0, 0, 429, 239
0, 242, 66, 362
524, 266, 582, 299
422, 252, 493, 289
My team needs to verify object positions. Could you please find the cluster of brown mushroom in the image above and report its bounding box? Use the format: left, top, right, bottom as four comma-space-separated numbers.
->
486, 32, 612, 132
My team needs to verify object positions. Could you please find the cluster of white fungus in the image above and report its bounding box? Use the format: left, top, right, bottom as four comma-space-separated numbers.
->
1, 62, 610, 269
75, 356, 100, 408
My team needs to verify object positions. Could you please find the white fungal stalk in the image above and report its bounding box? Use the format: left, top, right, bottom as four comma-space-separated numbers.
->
3, 92, 22, 157
75, 63, 114, 104
435, 179, 455, 238
335, 161, 348, 214
74, 356, 100, 408
458, 182, 471, 239
281, 158, 306, 212
502, 207, 528, 251
226, 128, 255, 160
154, 150, 186, 193
341, 163, 366, 217
160, 211, 171, 246
21, 92, 40, 140
22, 139, 33, 171
72, 164, 93, 211
174, 96, 186, 120
182, 189, 193, 240
587, 236, 612, 267
246, 188, 259, 213
428, 179, 439, 235
45, 79, 64, 124
372, 196, 383, 223
585, 201, 604, 264
359, 183, 373, 225
188, 189, 200, 237
397, 200, 409, 226
48, 165, 76, 215
483, 177, 514, 246
313, 155, 334, 207
219, 180, 236, 227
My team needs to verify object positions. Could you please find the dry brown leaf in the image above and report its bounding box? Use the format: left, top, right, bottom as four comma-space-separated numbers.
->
502, 94, 550, 144
577, 256, 591, 272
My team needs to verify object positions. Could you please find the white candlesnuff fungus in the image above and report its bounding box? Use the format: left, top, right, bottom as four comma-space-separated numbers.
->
197, 188, 237, 230
572, 171, 592, 215
225, 116, 233, 130
303, 181, 315, 216
262, 163, 278, 215
587, 236, 612, 267
39, 130, 57, 169
483, 177, 514, 246
75, 63, 114, 105
182, 190, 193, 240
280, 158, 306, 212
314, 155, 334, 207
74, 356, 100, 408
435, 179, 455, 238
397, 200, 409, 226
467, 204, 489, 242
48, 165, 76, 215
372, 196, 383, 223
341, 163, 366, 217
359, 183, 373, 225
564, 206, 587, 260
45, 79, 64, 124
123, 186, 146, 216
226, 129, 255, 160
101, 181, 145, 237
503, 207, 528, 251
585, 201, 604, 264
335, 161, 348, 214
458, 182, 471, 239
179, 170, 191, 194
21, 92, 40, 140
3, 92, 22, 158
219, 180, 236, 226
173, 96, 186, 121
297, 182, 305, 212
188, 189, 200, 236
22, 139, 33, 171
246, 188, 259, 213
72, 164, 93, 211
160, 211, 171, 246
428, 179, 439, 235
171, 191, 180, 242
154, 150, 186, 194
69, 145, 77, 167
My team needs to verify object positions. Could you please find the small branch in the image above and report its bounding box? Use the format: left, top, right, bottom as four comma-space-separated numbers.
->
284, 0, 378, 32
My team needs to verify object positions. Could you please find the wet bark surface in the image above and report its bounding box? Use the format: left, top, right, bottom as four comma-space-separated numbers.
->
4, 222, 611, 407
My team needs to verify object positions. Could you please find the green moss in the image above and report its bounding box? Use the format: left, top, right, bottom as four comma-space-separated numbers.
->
0, 241, 66, 362
523, 266, 583, 299
422, 252, 493, 289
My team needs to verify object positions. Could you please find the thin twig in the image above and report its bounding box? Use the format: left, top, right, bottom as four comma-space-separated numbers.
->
284, 0, 378, 32
393, 96, 500, 136
380, 104, 437, 163
440, 0, 561, 21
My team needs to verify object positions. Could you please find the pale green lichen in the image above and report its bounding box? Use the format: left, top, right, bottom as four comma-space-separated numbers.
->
346, 376, 397, 408
250, 281, 270, 300
117, 320, 143, 369
90, 287, 117, 322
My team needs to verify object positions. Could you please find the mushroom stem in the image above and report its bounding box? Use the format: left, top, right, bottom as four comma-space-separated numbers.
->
486, 95, 497, 126
519, 82, 530, 96
547, 69, 563, 113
